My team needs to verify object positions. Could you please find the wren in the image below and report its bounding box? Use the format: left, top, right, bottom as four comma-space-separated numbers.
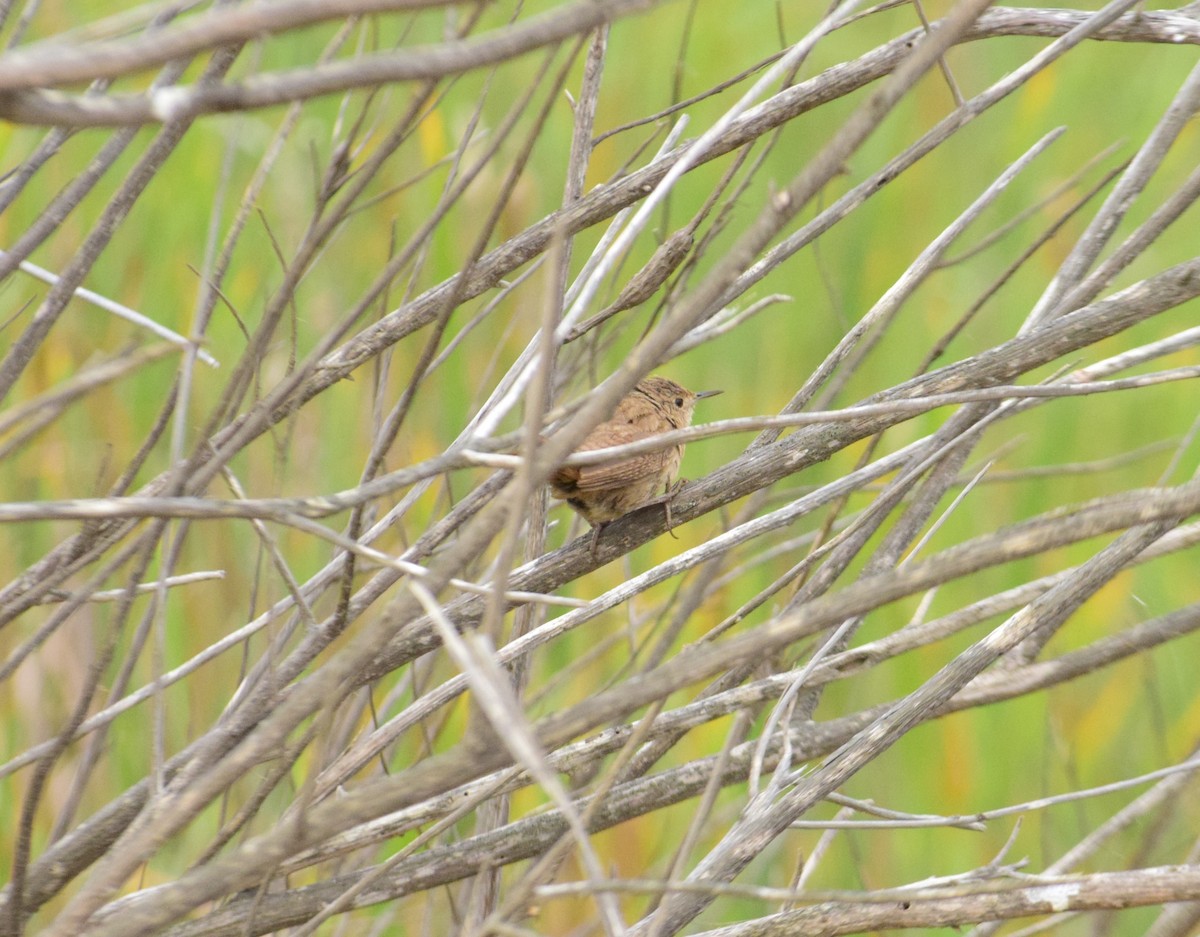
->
550, 376, 720, 548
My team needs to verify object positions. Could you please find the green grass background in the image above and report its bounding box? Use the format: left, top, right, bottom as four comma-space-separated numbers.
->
1, 1, 1199, 933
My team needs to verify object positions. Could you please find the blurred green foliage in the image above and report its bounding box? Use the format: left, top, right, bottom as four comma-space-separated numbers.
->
1, 1, 1199, 932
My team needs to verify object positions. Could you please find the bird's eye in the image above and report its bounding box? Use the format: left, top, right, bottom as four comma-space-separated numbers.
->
675, 397, 684, 407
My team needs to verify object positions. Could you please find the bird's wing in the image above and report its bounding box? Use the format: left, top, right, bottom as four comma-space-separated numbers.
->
569, 423, 670, 492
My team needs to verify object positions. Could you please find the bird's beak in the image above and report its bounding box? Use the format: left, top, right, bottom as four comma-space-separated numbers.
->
695, 389, 722, 400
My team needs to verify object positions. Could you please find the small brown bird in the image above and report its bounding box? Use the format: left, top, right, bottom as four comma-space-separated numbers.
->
550, 376, 720, 547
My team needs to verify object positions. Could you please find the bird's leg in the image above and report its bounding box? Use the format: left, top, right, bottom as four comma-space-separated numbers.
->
588, 521, 608, 558
651, 478, 688, 539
